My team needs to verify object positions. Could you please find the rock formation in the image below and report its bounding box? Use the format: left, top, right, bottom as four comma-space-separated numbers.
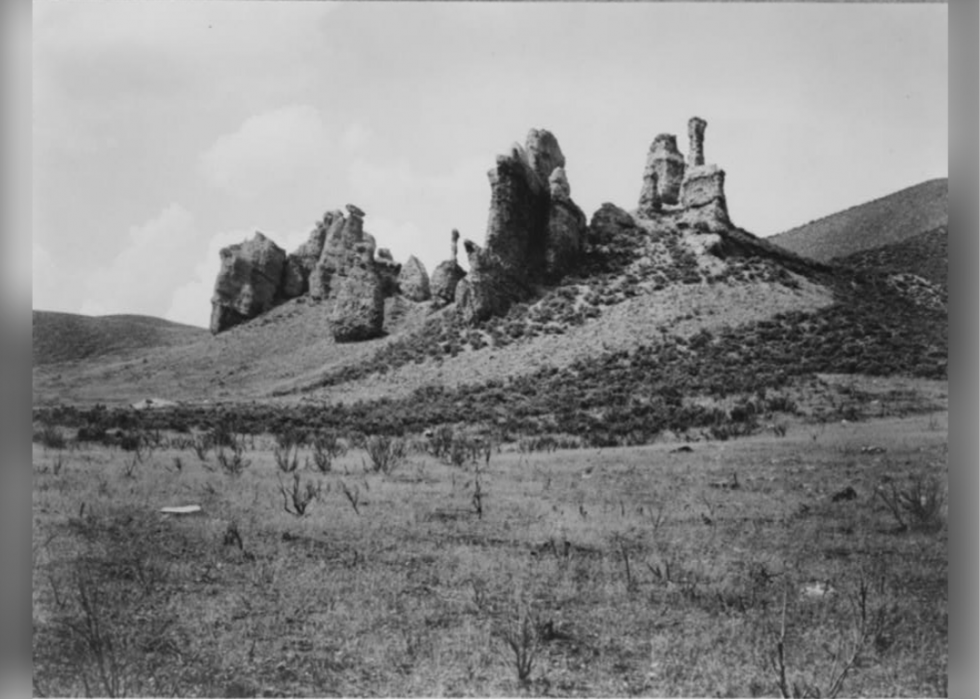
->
398, 255, 431, 302
455, 129, 587, 323
545, 167, 588, 280
210, 204, 390, 340
374, 248, 402, 299
680, 164, 730, 230
646, 134, 686, 206
210, 232, 287, 334
430, 229, 467, 306
329, 262, 385, 342
687, 117, 707, 167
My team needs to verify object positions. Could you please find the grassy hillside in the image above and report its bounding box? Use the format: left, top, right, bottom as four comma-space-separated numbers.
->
767, 179, 947, 262
833, 225, 948, 292
32, 311, 209, 366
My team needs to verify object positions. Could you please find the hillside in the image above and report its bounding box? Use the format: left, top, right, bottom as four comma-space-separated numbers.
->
32, 311, 209, 366
833, 224, 948, 291
767, 178, 947, 262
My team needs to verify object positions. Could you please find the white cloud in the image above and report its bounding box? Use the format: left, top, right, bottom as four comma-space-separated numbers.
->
341, 123, 373, 153
81, 204, 200, 318
199, 105, 336, 198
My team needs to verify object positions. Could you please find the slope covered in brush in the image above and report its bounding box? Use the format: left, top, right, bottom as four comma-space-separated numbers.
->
767, 178, 947, 262
32, 311, 208, 366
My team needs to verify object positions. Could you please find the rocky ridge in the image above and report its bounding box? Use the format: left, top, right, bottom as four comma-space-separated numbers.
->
210, 117, 758, 340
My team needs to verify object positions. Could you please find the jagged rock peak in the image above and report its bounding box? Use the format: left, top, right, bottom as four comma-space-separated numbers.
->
398, 255, 431, 302
549, 166, 571, 199
687, 117, 707, 167
526, 128, 566, 185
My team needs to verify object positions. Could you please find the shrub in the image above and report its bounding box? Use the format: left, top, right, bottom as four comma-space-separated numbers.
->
365, 435, 406, 475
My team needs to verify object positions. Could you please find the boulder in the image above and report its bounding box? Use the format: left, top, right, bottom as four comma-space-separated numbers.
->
398, 255, 431, 302
646, 134, 686, 206
329, 264, 384, 342
588, 203, 637, 247
210, 232, 287, 334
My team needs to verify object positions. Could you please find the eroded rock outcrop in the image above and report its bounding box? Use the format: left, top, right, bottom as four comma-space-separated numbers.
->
430, 230, 467, 306
398, 255, 431, 302
329, 261, 385, 342
679, 164, 730, 231
374, 248, 402, 299
646, 134, 686, 206
210, 232, 287, 334
546, 167, 588, 280
455, 129, 586, 323
687, 117, 707, 167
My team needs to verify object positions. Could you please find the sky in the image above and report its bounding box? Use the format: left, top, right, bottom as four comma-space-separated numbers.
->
32, 1, 948, 329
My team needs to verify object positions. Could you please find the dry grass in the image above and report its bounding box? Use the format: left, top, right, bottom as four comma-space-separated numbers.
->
33, 413, 947, 697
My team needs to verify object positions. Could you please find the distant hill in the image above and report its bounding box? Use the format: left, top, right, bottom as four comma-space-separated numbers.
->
767, 178, 947, 262
833, 225, 948, 292
32, 311, 209, 366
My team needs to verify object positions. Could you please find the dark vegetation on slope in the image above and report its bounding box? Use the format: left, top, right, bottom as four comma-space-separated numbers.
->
768, 178, 948, 263
32, 311, 207, 366
301, 220, 819, 392
35, 261, 946, 449
833, 225, 948, 292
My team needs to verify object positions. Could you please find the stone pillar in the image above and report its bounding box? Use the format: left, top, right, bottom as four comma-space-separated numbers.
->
648, 134, 686, 206
687, 117, 707, 167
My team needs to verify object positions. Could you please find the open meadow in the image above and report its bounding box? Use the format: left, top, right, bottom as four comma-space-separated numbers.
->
31, 412, 947, 698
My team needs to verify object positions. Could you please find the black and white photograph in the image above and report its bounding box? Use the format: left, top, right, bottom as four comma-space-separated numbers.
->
30, 1, 950, 696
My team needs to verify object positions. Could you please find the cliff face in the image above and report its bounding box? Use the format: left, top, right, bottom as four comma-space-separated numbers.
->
455, 129, 588, 323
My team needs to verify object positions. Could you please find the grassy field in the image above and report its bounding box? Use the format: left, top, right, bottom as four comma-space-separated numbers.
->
32, 413, 947, 698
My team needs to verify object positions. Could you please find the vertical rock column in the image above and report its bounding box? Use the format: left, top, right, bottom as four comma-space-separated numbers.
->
687, 117, 707, 167
648, 134, 686, 206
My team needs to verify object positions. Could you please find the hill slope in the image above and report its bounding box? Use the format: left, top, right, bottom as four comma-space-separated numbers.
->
833, 225, 948, 291
32, 312, 209, 366
767, 178, 947, 262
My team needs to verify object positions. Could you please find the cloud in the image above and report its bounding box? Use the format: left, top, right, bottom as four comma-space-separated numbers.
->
165, 227, 310, 329
341, 123, 373, 153
81, 204, 200, 318
199, 105, 335, 198
32, 243, 58, 311
348, 155, 490, 272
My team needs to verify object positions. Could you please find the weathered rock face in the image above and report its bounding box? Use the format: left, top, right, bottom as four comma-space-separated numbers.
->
637, 162, 661, 218
456, 240, 526, 324
680, 164, 730, 231
373, 248, 402, 299
646, 134, 686, 206
210, 232, 287, 334
687, 117, 707, 167
430, 259, 466, 305
526, 129, 566, 187
456, 129, 586, 322
398, 255, 431, 302
484, 143, 551, 279
588, 203, 639, 247
329, 263, 385, 342
546, 167, 588, 280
